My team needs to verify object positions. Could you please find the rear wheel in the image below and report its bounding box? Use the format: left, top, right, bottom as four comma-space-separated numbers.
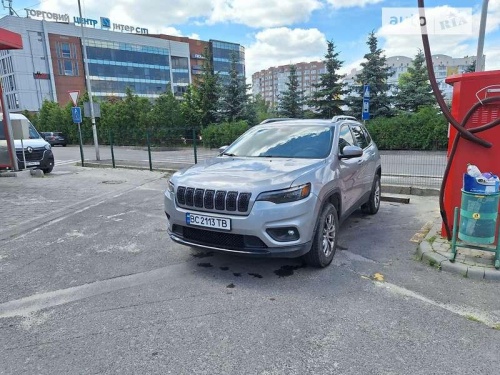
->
304, 203, 338, 268
362, 174, 381, 215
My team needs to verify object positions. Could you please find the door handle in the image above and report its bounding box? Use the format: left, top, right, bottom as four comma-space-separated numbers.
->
357, 159, 363, 164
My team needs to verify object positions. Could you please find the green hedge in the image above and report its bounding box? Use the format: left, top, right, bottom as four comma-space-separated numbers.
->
366, 106, 448, 150
201, 120, 250, 149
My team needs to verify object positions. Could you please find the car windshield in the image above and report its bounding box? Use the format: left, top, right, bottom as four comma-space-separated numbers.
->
223, 124, 333, 158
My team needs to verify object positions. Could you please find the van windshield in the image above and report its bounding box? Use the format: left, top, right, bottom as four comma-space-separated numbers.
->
28, 123, 41, 139
0, 120, 42, 139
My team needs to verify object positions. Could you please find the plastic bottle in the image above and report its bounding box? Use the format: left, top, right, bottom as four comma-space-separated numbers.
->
466, 163, 482, 178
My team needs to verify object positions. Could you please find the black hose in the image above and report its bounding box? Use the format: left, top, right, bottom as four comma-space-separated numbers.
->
418, 0, 500, 239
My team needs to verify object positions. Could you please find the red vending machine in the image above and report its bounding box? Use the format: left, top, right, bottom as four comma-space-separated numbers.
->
443, 70, 500, 237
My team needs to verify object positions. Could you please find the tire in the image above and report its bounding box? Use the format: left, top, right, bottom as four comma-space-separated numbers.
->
42, 158, 54, 174
63, 144, 67, 147
304, 203, 339, 268
362, 174, 381, 215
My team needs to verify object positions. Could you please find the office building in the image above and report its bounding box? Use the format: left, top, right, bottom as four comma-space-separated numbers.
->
0, 13, 245, 112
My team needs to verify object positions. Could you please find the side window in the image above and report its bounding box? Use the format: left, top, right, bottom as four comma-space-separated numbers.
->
350, 124, 369, 149
338, 125, 355, 153
361, 125, 372, 144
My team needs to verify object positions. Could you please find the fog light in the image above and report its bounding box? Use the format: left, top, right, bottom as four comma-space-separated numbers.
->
266, 227, 300, 242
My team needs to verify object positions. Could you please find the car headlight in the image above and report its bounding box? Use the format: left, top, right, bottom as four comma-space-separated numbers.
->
167, 180, 175, 194
256, 183, 311, 204
44, 143, 51, 150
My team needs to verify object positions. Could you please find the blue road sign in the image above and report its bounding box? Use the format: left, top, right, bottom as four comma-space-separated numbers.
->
362, 84, 370, 120
72, 106, 82, 124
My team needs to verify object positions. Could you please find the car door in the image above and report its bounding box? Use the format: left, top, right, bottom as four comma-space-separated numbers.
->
337, 125, 364, 215
349, 123, 373, 196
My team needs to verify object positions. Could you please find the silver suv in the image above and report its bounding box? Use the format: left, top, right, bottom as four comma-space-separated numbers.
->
164, 118, 381, 267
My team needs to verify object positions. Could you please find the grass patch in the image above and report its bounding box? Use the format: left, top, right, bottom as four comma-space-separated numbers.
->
465, 315, 481, 323
492, 324, 500, 330
426, 235, 438, 244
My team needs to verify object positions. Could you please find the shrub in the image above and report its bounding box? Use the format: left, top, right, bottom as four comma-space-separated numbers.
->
201, 120, 249, 149
366, 106, 448, 150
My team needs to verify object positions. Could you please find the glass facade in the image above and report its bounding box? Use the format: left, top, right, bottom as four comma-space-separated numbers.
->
85, 39, 171, 98
171, 56, 189, 96
210, 40, 245, 84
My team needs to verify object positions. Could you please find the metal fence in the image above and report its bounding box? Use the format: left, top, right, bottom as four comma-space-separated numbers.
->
380, 150, 446, 189
75, 128, 447, 190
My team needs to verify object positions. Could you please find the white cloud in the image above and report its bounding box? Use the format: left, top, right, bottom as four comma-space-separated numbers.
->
208, 0, 323, 28
326, 0, 383, 9
33, 0, 323, 30
378, 5, 500, 61
245, 28, 327, 78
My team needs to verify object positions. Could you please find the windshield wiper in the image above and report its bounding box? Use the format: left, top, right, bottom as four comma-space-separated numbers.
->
221, 152, 237, 156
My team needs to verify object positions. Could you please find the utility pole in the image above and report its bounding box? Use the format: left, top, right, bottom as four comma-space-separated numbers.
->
77, 0, 100, 160
475, 0, 489, 72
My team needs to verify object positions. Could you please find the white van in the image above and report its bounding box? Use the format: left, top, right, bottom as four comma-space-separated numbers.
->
0, 113, 54, 173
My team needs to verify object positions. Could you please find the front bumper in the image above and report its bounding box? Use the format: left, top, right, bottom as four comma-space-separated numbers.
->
164, 189, 318, 258
16, 148, 54, 170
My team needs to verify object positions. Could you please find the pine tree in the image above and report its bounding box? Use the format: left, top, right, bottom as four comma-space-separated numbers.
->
278, 65, 305, 118
218, 52, 249, 122
308, 40, 346, 118
194, 46, 220, 126
464, 60, 476, 73
346, 31, 392, 118
394, 50, 435, 112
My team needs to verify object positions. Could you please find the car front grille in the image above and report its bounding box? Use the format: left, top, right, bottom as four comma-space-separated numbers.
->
176, 186, 251, 214
174, 225, 267, 250
16, 148, 45, 162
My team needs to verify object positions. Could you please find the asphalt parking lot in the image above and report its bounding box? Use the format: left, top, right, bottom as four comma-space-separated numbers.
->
1, 165, 500, 375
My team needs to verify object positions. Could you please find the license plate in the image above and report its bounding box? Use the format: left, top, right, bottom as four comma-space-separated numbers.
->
25, 161, 40, 166
186, 213, 231, 231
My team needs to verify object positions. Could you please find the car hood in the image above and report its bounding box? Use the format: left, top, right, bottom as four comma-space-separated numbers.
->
173, 157, 325, 191
13, 139, 48, 149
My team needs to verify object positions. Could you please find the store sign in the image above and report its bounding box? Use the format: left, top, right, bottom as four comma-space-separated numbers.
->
24, 8, 149, 34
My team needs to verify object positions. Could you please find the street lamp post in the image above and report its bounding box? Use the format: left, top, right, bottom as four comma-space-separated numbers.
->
77, 0, 100, 160
475, 0, 489, 72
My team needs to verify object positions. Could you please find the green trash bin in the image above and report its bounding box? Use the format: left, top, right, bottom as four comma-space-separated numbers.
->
458, 190, 500, 245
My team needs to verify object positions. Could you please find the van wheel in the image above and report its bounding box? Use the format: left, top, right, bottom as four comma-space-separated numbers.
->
42, 158, 54, 174
362, 175, 381, 215
304, 203, 338, 268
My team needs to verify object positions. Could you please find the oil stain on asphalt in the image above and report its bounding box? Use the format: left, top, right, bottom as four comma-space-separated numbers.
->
273, 263, 307, 277
197, 263, 213, 268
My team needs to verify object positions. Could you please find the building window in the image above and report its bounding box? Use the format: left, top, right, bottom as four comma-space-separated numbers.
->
57, 42, 76, 59
58, 60, 78, 76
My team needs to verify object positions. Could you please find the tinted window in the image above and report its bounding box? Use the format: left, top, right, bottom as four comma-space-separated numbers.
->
224, 125, 333, 159
361, 126, 372, 144
0, 121, 4, 140
338, 125, 355, 153
350, 125, 369, 149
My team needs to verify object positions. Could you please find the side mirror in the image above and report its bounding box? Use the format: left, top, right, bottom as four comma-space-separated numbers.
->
219, 146, 228, 154
339, 145, 363, 159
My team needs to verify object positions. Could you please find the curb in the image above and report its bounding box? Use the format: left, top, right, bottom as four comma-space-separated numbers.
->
383, 184, 440, 197
415, 218, 500, 281
78, 162, 177, 174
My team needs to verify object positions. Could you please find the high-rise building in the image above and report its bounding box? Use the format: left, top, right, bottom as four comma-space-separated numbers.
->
345, 54, 480, 101
252, 61, 326, 109
0, 13, 245, 112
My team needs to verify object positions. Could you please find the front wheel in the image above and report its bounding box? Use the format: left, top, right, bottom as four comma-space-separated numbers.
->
42, 158, 54, 174
362, 174, 381, 215
304, 203, 339, 268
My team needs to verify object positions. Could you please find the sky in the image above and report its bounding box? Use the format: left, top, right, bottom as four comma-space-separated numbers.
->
3, 0, 500, 79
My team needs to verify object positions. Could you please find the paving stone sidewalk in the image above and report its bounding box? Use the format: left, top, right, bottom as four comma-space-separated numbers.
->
0, 166, 168, 241
416, 217, 500, 281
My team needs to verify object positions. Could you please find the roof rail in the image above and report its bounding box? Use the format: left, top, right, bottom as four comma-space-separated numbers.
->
331, 115, 357, 122
259, 118, 296, 124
